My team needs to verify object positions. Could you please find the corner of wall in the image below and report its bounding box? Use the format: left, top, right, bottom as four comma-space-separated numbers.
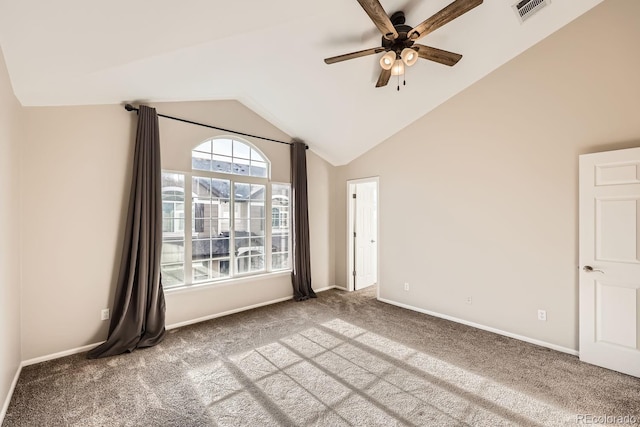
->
0, 44, 24, 424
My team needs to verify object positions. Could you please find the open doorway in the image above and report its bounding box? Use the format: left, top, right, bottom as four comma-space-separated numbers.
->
347, 177, 379, 291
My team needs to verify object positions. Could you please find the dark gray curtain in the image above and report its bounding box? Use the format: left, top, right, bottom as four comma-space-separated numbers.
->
88, 105, 166, 359
290, 140, 316, 301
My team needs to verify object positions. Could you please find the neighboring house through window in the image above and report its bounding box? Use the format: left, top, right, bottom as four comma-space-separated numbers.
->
160, 137, 291, 288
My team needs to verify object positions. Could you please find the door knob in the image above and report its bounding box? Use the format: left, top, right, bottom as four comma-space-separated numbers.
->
371, 240, 376, 243
583, 265, 604, 273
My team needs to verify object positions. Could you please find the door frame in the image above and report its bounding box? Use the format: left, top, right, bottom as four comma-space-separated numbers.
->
347, 177, 380, 293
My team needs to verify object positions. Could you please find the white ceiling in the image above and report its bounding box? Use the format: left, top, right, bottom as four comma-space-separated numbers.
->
0, 0, 603, 165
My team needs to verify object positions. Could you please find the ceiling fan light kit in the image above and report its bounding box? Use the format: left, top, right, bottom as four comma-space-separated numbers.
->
324, 0, 484, 89
379, 51, 396, 70
401, 47, 418, 66
390, 59, 405, 76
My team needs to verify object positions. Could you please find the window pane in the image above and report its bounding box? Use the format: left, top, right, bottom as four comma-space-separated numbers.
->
233, 140, 251, 159
193, 202, 207, 219
162, 218, 184, 234
192, 239, 211, 260
210, 259, 230, 278
212, 179, 231, 199
193, 177, 211, 198
237, 257, 251, 274
162, 264, 184, 287
234, 219, 249, 233
272, 183, 289, 198
211, 238, 230, 258
214, 219, 230, 235
250, 255, 265, 272
248, 237, 264, 251
192, 150, 212, 171
272, 253, 289, 271
250, 219, 265, 236
236, 255, 264, 274
171, 202, 185, 214
251, 148, 265, 162
234, 202, 249, 220
232, 161, 251, 176
213, 139, 232, 157
192, 261, 209, 282
208, 201, 220, 219
251, 161, 268, 178
194, 140, 212, 153
251, 184, 265, 201
211, 155, 232, 174
162, 241, 184, 263
162, 173, 185, 199
234, 183, 250, 201
194, 218, 212, 238
272, 233, 289, 252
250, 203, 265, 219
235, 237, 250, 256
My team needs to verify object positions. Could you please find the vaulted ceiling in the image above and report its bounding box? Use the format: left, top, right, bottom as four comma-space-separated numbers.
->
0, 0, 603, 164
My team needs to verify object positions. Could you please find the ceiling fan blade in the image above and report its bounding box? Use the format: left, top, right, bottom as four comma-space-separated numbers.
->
324, 47, 385, 64
407, 0, 483, 41
375, 68, 391, 87
413, 44, 462, 66
356, 0, 399, 40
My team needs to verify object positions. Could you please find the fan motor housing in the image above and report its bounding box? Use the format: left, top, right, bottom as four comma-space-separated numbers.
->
382, 23, 415, 52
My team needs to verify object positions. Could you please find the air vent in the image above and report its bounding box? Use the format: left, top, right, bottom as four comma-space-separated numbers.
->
513, 0, 550, 23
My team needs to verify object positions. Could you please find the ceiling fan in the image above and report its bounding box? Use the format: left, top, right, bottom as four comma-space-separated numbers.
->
324, 0, 483, 89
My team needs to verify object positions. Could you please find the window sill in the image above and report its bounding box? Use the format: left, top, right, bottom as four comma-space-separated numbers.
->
164, 270, 292, 295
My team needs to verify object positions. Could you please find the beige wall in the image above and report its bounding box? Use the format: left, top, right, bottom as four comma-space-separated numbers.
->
0, 48, 22, 416
335, 0, 640, 351
20, 100, 335, 360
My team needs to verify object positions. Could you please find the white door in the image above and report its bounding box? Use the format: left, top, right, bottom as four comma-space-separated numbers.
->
353, 181, 378, 290
579, 147, 640, 377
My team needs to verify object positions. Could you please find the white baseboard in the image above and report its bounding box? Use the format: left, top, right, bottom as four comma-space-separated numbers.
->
167, 295, 293, 330
168, 286, 336, 330
1, 364, 22, 424
22, 342, 104, 367
313, 286, 336, 293
378, 297, 579, 356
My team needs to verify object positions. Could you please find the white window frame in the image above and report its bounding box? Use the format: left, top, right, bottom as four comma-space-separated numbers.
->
160, 137, 292, 289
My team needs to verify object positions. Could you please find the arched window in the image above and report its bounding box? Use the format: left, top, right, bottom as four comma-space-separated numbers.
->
192, 138, 269, 178
160, 137, 289, 288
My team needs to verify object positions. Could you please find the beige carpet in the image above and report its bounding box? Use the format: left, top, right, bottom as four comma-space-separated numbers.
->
4, 286, 640, 426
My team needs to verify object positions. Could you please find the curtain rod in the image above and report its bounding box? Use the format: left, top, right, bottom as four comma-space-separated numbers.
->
124, 104, 308, 149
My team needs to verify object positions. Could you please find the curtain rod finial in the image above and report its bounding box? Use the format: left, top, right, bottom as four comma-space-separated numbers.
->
290, 137, 309, 150
124, 104, 136, 112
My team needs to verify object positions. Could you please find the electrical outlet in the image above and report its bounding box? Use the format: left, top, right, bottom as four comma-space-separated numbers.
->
404, 282, 409, 291
101, 308, 110, 321
466, 296, 472, 305
537, 309, 547, 321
